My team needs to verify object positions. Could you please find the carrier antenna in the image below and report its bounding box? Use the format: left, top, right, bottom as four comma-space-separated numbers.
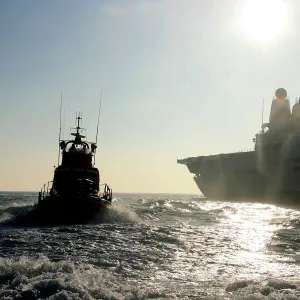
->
261, 97, 264, 126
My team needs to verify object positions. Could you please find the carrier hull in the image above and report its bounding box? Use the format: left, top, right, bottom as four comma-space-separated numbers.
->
178, 146, 300, 206
193, 174, 300, 205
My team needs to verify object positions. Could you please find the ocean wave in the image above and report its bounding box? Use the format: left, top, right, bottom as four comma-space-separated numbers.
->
0, 256, 166, 300
225, 279, 300, 299
0, 203, 33, 224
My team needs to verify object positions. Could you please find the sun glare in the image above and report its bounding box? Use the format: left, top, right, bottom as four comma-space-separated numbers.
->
241, 0, 287, 43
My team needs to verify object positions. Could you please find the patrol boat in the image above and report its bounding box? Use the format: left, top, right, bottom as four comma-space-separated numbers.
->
32, 114, 113, 225
178, 88, 300, 204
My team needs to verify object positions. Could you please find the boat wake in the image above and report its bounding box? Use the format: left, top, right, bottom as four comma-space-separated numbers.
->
90, 201, 142, 224
0, 204, 32, 224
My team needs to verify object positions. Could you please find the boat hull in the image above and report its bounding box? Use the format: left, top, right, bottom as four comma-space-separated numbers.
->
13, 195, 111, 226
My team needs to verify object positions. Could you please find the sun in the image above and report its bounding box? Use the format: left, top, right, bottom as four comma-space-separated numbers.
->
240, 0, 287, 43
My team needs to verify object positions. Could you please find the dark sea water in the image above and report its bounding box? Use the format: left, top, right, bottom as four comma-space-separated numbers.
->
0, 192, 300, 299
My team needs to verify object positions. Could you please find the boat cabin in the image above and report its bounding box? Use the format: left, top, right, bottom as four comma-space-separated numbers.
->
51, 116, 100, 196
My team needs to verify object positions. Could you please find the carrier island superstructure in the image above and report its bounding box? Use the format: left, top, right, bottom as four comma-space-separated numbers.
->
178, 88, 300, 202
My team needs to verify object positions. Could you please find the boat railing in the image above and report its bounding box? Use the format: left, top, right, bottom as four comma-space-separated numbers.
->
101, 183, 113, 203
238, 148, 254, 153
39, 181, 53, 202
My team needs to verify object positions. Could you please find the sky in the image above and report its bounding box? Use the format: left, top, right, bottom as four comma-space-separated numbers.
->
1, 0, 300, 193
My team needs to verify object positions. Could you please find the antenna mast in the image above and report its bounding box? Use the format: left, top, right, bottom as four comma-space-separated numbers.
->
94, 88, 103, 166
62, 109, 66, 140
261, 97, 264, 126
57, 92, 63, 166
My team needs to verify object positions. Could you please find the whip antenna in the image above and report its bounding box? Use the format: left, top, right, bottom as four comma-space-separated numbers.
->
96, 88, 103, 145
94, 88, 103, 166
57, 92, 63, 166
261, 97, 264, 126
62, 109, 66, 140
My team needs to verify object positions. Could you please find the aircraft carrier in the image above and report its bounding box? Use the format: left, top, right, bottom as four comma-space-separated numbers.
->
178, 88, 300, 203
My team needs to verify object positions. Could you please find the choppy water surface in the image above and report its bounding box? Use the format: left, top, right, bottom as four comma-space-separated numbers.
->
1, 192, 300, 299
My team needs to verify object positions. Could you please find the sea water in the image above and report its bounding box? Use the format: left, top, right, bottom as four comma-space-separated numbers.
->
0, 192, 300, 299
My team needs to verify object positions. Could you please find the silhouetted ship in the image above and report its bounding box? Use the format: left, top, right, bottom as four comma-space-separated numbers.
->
178, 88, 300, 204
31, 114, 112, 225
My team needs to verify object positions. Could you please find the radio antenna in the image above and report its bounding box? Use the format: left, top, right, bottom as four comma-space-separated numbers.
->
261, 97, 264, 126
57, 92, 63, 166
62, 109, 66, 140
96, 88, 103, 145
94, 88, 103, 166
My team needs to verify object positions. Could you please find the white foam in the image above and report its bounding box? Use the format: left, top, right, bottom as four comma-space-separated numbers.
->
90, 201, 143, 224
0, 255, 163, 300
0, 203, 33, 224
225, 279, 300, 299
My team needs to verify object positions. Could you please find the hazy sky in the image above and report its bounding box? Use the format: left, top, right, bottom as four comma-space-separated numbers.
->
1, 0, 300, 193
